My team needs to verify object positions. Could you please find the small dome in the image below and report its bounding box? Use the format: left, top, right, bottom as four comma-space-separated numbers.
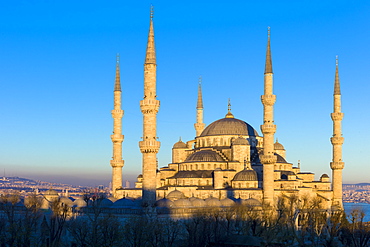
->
274, 140, 285, 150
188, 197, 198, 201
233, 137, 249, 145
156, 198, 174, 208
74, 198, 87, 208
137, 174, 143, 178
97, 198, 114, 207
59, 197, 73, 206
321, 174, 329, 178
173, 139, 187, 149
243, 198, 262, 207
112, 198, 134, 208
200, 117, 258, 137
220, 198, 235, 207
191, 198, 206, 207
233, 169, 257, 181
44, 189, 58, 196
167, 190, 185, 201
174, 198, 192, 208
107, 196, 118, 203
205, 197, 221, 207
185, 150, 225, 162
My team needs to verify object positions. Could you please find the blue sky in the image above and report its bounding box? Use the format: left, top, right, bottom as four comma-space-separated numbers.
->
0, 1, 369, 186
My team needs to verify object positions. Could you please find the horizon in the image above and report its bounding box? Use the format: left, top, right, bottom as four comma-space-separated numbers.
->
0, 1, 369, 187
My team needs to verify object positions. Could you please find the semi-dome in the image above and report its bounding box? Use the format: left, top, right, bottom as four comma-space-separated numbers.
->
171, 170, 213, 179
233, 169, 258, 181
233, 137, 249, 145
173, 139, 187, 149
275, 153, 288, 163
200, 117, 258, 137
185, 149, 225, 162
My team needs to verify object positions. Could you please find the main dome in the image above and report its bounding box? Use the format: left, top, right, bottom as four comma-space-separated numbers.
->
200, 117, 258, 137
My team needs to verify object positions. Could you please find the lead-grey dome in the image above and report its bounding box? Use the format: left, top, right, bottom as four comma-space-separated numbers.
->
185, 150, 225, 162
233, 169, 257, 181
274, 140, 285, 150
200, 117, 258, 137
173, 140, 187, 149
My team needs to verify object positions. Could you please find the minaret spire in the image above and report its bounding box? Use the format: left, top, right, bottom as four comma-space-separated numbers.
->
330, 56, 344, 208
264, 27, 273, 74
194, 76, 205, 137
114, 54, 121, 91
110, 54, 124, 196
145, 5, 156, 65
260, 27, 277, 205
139, 6, 160, 207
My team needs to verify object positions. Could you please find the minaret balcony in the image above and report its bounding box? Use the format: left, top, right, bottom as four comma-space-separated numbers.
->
260, 154, 277, 164
260, 124, 276, 134
110, 160, 124, 168
194, 123, 205, 129
330, 161, 344, 170
261, 95, 276, 106
140, 99, 160, 114
111, 109, 124, 118
331, 112, 344, 121
331, 136, 344, 145
139, 139, 161, 153
111, 134, 124, 142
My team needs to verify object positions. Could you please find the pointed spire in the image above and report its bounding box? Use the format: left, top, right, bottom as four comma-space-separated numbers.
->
334, 56, 341, 95
225, 98, 234, 118
145, 5, 156, 64
197, 76, 203, 109
264, 27, 273, 74
114, 53, 121, 91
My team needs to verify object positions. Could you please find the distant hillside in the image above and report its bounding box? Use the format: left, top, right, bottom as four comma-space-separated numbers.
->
0, 176, 89, 193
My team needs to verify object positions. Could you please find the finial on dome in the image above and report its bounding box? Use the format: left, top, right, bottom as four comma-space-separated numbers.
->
179, 136, 182, 142
225, 98, 234, 118
298, 160, 301, 169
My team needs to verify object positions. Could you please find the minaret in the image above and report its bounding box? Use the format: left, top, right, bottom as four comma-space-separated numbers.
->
260, 27, 277, 205
110, 54, 124, 196
330, 56, 344, 208
139, 6, 160, 206
194, 76, 205, 137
